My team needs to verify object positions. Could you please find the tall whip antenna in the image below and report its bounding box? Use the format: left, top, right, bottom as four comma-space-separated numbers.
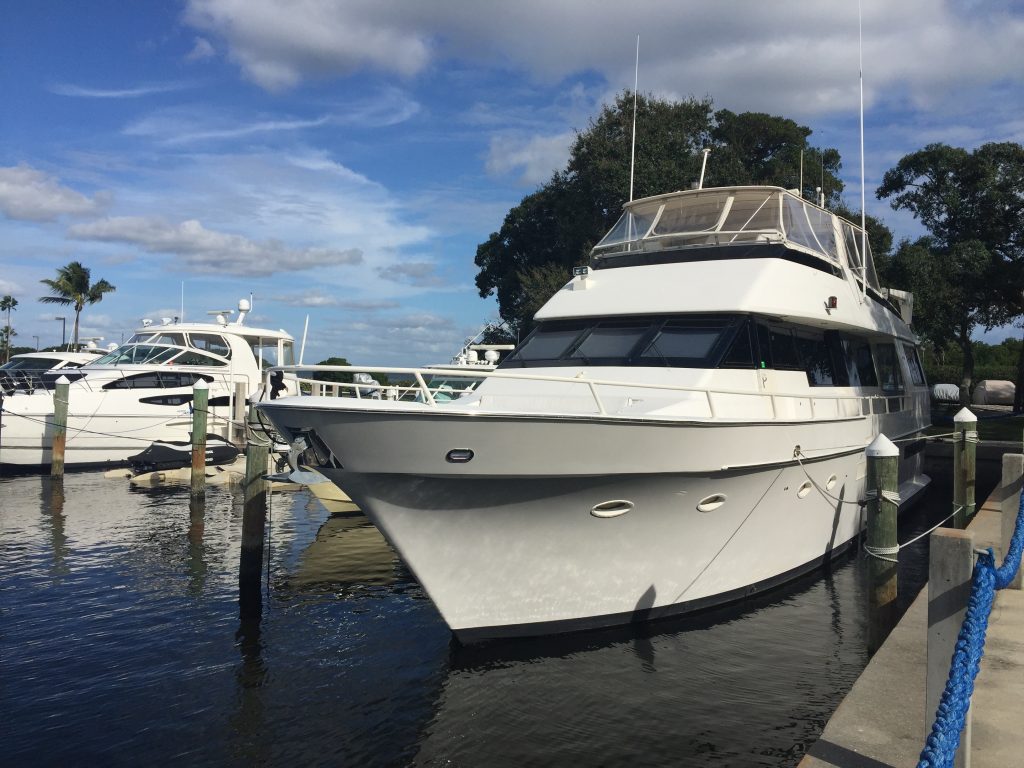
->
629, 35, 639, 202
858, 0, 867, 299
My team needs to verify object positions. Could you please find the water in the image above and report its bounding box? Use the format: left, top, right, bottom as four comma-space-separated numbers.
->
0, 467, 994, 767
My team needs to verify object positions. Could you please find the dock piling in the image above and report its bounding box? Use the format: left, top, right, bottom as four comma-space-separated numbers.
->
866, 433, 899, 654
239, 403, 269, 617
1000, 453, 1023, 590
190, 380, 209, 508
953, 408, 978, 528
926, 528, 975, 768
50, 375, 70, 478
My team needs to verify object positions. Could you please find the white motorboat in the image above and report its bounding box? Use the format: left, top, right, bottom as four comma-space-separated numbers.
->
258, 186, 932, 640
0, 298, 297, 469
0, 350, 104, 394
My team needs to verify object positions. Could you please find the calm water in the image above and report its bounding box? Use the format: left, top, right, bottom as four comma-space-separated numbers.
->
0, 467, 993, 767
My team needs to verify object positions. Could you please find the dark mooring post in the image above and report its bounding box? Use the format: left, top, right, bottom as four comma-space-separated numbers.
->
50, 375, 70, 478
239, 403, 269, 619
190, 380, 209, 509
866, 433, 900, 654
953, 407, 977, 529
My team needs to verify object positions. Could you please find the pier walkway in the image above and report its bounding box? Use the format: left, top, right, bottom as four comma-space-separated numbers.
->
800, 485, 1024, 767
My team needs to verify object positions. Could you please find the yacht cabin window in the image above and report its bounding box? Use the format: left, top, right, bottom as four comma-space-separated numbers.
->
189, 333, 231, 359
103, 372, 214, 390
92, 344, 181, 366
904, 344, 927, 386
246, 337, 295, 369
874, 344, 904, 393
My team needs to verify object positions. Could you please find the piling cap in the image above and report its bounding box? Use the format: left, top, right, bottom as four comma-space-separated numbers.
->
193, 380, 209, 390
55, 375, 70, 384
953, 407, 977, 423
865, 433, 899, 458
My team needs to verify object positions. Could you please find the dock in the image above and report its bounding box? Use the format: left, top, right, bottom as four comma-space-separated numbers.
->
800, 467, 1024, 767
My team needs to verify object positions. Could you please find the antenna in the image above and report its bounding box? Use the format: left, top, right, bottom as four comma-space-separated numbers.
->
628, 35, 639, 203
180, 281, 184, 322
299, 314, 309, 365
858, 0, 867, 299
697, 148, 711, 189
799, 150, 804, 198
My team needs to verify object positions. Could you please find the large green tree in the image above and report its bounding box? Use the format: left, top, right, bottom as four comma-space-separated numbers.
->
876, 142, 1024, 402
0, 294, 17, 363
39, 261, 116, 350
475, 92, 845, 334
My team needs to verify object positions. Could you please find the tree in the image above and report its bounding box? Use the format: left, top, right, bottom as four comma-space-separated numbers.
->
39, 262, 116, 350
475, 92, 845, 334
0, 295, 17, 363
877, 142, 1024, 403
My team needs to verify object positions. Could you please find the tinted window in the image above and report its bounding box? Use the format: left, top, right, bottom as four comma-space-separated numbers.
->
874, 344, 903, 392
169, 350, 227, 367
903, 344, 926, 386
795, 335, 835, 386
640, 319, 731, 362
719, 320, 754, 368
571, 322, 649, 361
150, 333, 186, 346
505, 323, 588, 364
842, 338, 878, 387
768, 327, 801, 370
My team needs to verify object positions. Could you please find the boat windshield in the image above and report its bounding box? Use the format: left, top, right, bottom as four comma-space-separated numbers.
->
592, 188, 864, 276
90, 344, 227, 367
247, 337, 295, 369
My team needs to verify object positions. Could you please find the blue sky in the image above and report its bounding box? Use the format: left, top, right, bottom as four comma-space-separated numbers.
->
2, 0, 1023, 363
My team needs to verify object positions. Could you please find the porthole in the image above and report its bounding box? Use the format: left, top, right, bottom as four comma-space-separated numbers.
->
591, 500, 634, 518
445, 449, 474, 463
696, 494, 727, 513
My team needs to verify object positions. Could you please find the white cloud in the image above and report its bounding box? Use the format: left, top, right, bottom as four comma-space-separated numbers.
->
68, 216, 363, 277
184, 0, 431, 91
375, 261, 445, 287
272, 291, 401, 310
124, 110, 330, 145
486, 131, 574, 186
182, 1, 1024, 121
49, 82, 192, 98
0, 165, 108, 222
0, 279, 21, 295
185, 37, 216, 62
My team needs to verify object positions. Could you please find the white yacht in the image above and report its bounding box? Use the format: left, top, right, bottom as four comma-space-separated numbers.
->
258, 186, 931, 640
0, 299, 297, 469
0, 350, 104, 394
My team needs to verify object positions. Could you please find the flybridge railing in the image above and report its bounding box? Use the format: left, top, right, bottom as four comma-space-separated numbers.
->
267, 364, 915, 423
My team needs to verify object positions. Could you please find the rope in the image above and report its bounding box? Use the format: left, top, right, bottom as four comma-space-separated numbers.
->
0, 408, 191, 442
918, 486, 1024, 767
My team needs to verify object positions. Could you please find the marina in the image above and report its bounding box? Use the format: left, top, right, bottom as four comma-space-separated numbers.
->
0, 450, 1012, 766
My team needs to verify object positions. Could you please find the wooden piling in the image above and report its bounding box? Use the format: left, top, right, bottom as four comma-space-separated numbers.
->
866, 433, 899, 654
50, 376, 70, 478
1000, 453, 1023, 590
953, 408, 977, 528
190, 380, 209, 507
926, 528, 974, 768
239, 403, 269, 618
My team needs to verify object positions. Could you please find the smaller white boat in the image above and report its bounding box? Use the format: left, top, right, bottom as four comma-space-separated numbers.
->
0, 350, 103, 394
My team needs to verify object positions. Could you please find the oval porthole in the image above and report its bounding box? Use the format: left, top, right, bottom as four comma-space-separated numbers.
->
591, 500, 634, 518
797, 481, 813, 499
696, 494, 727, 513
445, 449, 474, 463
825, 474, 838, 491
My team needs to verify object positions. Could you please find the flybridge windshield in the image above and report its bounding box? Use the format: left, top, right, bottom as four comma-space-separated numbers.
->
591, 187, 881, 293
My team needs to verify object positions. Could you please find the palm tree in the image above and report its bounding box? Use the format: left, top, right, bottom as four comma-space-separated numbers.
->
0, 294, 17, 363
39, 262, 116, 350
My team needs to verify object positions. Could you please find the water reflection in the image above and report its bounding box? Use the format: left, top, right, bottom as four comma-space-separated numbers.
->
39, 476, 70, 581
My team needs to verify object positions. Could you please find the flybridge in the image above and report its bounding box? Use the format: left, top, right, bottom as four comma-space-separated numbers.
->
590, 186, 882, 296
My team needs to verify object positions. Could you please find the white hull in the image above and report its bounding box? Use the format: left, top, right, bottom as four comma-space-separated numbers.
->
263, 399, 929, 638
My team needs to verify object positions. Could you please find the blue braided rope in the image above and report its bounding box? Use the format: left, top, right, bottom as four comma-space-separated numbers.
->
917, 488, 1024, 768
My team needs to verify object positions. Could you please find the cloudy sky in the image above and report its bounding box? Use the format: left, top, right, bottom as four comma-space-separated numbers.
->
2, 0, 1022, 362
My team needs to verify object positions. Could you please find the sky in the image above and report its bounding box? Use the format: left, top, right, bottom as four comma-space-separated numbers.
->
1, 0, 1023, 364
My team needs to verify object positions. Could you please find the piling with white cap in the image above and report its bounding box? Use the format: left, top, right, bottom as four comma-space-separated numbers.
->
953, 408, 977, 529
190, 380, 209, 511
50, 375, 70, 478
866, 433, 899, 653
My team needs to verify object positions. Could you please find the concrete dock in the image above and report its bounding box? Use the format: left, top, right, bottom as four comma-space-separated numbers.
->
800, 481, 1024, 767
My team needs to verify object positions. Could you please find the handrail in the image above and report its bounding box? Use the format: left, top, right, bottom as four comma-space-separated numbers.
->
266, 364, 916, 424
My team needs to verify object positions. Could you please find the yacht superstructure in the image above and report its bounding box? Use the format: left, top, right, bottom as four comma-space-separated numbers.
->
258, 186, 931, 640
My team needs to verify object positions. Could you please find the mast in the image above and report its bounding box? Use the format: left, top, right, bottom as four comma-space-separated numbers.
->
858, 0, 867, 299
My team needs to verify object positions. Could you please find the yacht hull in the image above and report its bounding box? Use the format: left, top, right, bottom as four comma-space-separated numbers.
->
261, 400, 929, 639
